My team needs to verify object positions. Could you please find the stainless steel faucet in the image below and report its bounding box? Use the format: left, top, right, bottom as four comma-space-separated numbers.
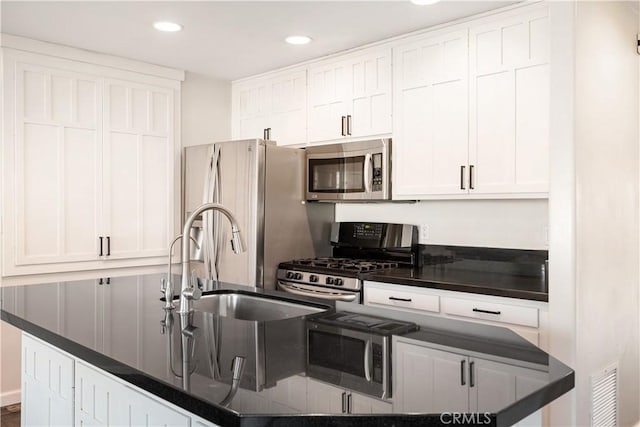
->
178, 203, 245, 314
162, 234, 200, 310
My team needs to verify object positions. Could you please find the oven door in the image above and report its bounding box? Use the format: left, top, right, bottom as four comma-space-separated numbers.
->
277, 281, 360, 303
306, 322, 389, 398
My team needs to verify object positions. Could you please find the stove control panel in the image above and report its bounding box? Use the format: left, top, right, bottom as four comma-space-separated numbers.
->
277, 270, 360, 291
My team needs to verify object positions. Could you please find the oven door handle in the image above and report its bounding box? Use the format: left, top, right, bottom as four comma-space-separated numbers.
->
364, 339, 372, 382
363, 153, 372, 194
277, 282, 358, 302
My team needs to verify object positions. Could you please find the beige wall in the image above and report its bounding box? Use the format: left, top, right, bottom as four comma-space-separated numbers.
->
181, 71, 231, 147
0, 322, 20, 406
336, 200, 548, 249
574, 1, 639, 425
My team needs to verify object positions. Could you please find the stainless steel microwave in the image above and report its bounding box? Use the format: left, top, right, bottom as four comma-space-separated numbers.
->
305, 139, 391, 201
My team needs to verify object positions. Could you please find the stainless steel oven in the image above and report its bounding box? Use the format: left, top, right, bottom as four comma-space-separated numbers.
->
306, 312, 417, 399
306, 139, 391, 201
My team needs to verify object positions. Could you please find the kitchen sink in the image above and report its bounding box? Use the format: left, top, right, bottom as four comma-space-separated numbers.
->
193, 290, 328, 321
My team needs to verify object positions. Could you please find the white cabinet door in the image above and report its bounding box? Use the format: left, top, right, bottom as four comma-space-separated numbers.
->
75, 361, 190, 427
103, 79, 174, 260
394, 341, 469, 413
232, 79, 270, 140
13, 61, 103, 265
393, 30, 469, 198
22, 334, 74, 427
469, 8, 549, 194
346, 49, 392, 138
268, 70, 307, 146
306, 378, 347, 414
307, 60, 351, 143
349, 391, 393, 414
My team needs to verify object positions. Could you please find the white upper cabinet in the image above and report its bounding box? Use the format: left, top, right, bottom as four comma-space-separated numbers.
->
231, 68, 307, 146
393, 29, 469, 197
468, 7, 550, 195
1, 47, 181, 276
393, 5, 549, 199
307, 48, 392, 144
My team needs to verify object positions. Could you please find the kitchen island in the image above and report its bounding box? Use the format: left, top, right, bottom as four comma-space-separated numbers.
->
0, 274, 573, 427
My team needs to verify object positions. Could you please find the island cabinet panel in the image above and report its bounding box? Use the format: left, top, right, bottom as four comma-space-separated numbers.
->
307, 47, 392, 144
21, 334, 74, 427
2, 48, 180, 277
75, 361, 190, 427
231, 68, 307, 146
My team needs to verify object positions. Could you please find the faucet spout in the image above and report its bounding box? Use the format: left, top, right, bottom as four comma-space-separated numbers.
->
178, 203, 245, 314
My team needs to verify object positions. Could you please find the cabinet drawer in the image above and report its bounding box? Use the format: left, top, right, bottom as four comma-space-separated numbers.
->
442, 297, 538, 328
365, 286, 440, 313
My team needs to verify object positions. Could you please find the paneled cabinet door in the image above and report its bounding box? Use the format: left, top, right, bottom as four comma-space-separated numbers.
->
307, 48, 392, 144
232, 79, 270, 140
103, 79, 174, 260
392, 30, 469, 198
75, 361, 190, 427
394, 341, 469, 413
13, 61, 103, 265
268, 70, 307, 146
468, 8, 550, 194
307, 60, 351, 143
21, 334, 74, 427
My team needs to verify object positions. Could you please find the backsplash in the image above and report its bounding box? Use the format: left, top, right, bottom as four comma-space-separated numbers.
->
419, 244, 548, 279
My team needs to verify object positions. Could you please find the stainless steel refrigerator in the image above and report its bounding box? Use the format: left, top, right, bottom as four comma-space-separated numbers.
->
182, 139, 333, 290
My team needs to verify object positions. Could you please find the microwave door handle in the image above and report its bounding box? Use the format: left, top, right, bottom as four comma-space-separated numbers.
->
364, 339, 372, 382
363, 153, 372, 194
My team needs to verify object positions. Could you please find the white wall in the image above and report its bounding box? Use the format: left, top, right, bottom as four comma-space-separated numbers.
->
181, 71, 231, 147
336, 200, 548, 249
574, 1, 639, 425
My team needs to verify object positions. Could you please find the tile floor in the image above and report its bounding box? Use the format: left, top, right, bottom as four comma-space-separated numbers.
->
0, 404, 20, 427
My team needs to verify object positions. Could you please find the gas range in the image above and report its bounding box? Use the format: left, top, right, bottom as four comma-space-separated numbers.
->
276, 222, 418, 303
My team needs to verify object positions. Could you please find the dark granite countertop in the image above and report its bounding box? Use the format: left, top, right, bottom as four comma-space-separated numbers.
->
1, 274, 570, 427
361, 266, 548, 302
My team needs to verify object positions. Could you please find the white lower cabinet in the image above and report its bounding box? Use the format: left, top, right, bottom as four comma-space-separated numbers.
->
306, 377, 392, 414
21, 334, 74, 427
22, 333, 219, 427
394, 338, 544, 426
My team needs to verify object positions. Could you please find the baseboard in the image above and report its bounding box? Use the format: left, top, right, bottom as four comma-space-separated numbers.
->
0, 389, 20, 407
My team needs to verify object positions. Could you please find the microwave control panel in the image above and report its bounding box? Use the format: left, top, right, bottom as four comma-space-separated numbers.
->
372, 153, 383, 192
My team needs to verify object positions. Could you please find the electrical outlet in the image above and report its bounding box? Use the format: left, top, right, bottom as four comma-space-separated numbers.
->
420, 224, 429, 242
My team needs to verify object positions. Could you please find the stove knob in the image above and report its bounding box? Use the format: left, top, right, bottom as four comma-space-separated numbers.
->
294, 272, 303, 281
335, 278, 344, 286
309, 275, 319, 283
325, 277, 334, 285
286, 271, 294, 279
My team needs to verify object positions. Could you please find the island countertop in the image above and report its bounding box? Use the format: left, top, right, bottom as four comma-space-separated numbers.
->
0, 274, 572, 427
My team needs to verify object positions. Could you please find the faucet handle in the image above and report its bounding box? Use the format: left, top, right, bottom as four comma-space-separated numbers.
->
161, 278, 167, 293
183, 286, 202, 301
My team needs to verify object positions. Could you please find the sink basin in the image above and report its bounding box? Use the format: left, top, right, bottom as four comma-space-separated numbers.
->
194, 291, 327, 321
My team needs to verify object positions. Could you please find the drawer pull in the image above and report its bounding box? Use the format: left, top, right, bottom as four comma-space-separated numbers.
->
472, 308, 501, 315
389, 296, 412, 302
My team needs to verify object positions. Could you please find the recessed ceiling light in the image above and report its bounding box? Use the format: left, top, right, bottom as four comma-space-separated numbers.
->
153, 21, 183, 32
410, 0, 441, 5
285, 35, 312, 45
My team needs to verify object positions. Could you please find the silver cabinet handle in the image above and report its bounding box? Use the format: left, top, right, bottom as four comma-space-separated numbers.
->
341, 116, 347, 136
363, 153, 372, 193
347, 393, 352, 413
460, 165, 466, 190
341, 392, 347, 413
346, 115, 352, 135
460, 359, 466, 386
364, 340, 372, 382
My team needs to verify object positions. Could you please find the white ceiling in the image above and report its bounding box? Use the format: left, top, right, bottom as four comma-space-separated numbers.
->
1, 1, 516, 81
